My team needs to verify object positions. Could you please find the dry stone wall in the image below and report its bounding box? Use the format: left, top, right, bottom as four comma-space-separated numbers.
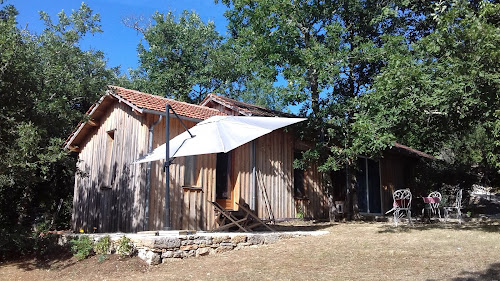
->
61, 231, 328, 265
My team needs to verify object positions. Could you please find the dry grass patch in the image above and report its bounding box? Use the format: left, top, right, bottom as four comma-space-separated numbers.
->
1, 222, 499, 280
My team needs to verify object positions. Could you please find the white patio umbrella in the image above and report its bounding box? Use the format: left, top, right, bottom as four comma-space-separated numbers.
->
134, 115, 306, 164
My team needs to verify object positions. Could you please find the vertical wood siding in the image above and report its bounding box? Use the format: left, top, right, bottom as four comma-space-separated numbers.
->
379, 152, 419, 213
148, 118, 219, 231
72, 101, 149, 233
73, 107, 327, 232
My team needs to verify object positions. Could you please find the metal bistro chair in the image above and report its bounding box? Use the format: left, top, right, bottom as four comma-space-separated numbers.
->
444, 189, 463, 224
422, 191, 442, 220
386, 189, 413, 226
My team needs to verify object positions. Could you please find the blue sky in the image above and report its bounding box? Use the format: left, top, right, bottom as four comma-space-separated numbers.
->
13, 0, 229, 74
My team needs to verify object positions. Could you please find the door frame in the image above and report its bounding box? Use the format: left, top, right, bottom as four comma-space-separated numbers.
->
215, 152, 235, 210
357, 156, 383, 214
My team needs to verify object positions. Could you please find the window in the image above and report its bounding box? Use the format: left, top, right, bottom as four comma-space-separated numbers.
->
101, 130, 115, 189
183, 155, 198, 186
293, 151, 305, 198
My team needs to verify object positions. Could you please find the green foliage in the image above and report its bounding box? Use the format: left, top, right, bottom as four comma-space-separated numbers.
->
358, 0, 500, 179
296, 205, 304, 220
131, 11, 225, 103
71, 236, 94, 260
129, 8, 288, 109
94, 235, 111, 262
0, 2, 119, 234
116, 236, 133, 258
220, 0, 429, 172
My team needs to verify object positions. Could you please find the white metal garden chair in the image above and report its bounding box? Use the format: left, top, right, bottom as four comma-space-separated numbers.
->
422, 191, 442, 219
386, 189, 413, 226
444, 189, 463, 224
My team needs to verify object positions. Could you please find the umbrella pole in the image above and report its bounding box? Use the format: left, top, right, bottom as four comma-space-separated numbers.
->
162, 104, 195, 231
164, 104, 171, 230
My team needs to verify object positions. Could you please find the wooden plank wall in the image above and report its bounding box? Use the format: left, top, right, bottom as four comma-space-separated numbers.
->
252, 130, 328, 221
72, 100, 149, 233
149, 126, 328, 231
73, 104, 328, 232
148, 118, 218, 231
379, 152, 419, 213
252, 130, 294, 219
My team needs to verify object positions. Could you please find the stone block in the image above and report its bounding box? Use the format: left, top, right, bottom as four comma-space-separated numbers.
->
212, 235, 230, 244
142, 237, 181, 249
264, 234, 279, 244
216, 245, 233, 253
187, 250, 196, 257
161, 251, 174, 259
194, 239, 210, 245
173, 250, 184, 258
247, 235, 265, 245
138, 249, 161, 265
231, 235, 247, 244
181, 244, 199, 251
196, 247, 210, 257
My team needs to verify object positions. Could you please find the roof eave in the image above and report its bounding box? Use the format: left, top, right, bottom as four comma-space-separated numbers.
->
200, 94, 251, 116
142, 108, 204, 123
63, 94, 113, 150
106, 89, 144, 114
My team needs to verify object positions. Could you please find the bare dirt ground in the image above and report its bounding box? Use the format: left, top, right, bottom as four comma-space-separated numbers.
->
1, 221, 500, 281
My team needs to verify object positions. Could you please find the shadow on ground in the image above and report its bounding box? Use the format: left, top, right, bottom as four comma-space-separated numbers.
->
259, 220, 335, 232
427, 262, 500, 281
0, 245, 75, 272
377, 221, 500, 234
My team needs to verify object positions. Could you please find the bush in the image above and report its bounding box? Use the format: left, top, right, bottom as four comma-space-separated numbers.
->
116, 236, 133, 258
0, 225, 68, 261
71, 236, 94, 260
94, 235, 111, 262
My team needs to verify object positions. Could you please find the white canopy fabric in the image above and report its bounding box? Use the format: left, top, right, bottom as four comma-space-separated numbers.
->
134, 116, 306, 164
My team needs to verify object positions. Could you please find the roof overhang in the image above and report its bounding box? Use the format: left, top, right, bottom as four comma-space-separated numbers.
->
389, 143, 435, 160
200, 94, 252, 116
64, 90, 204, 152
64, 93, 115, 152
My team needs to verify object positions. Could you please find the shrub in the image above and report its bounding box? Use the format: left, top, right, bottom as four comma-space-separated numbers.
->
94, 235, 111, 262
116, 236, 133, 258
71, 235, 94, 260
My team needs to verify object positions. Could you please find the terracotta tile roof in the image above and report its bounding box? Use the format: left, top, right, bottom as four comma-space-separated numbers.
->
200, 93, 296, 117
64, 86, 226, 150
108, 85, 225, 120
393, 142, 435, 159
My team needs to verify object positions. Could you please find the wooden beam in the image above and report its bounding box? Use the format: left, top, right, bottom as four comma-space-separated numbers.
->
68, 145, 80, 153
132, 108, 143, 116
87, 119, 99, 127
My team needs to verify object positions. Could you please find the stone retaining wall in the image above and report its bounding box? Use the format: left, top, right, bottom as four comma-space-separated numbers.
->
61, 231, 328, 265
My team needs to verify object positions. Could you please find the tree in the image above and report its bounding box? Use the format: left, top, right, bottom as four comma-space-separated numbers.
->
218, 0, 436, 218
0, 2, 118, 243
129, 11, 227, 103
357, 0, 500, 183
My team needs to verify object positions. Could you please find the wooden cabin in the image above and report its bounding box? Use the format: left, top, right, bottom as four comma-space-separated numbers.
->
332, 143, 434, 216
64, 86, 328, 233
